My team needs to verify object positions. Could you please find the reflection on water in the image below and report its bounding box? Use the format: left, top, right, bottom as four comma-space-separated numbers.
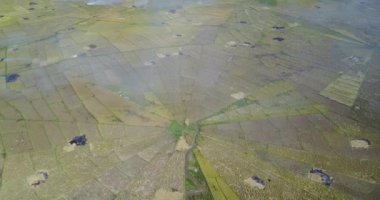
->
0, 0, 379, 199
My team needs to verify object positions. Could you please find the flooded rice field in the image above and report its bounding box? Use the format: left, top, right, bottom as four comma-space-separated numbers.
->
0, 0, 379, 199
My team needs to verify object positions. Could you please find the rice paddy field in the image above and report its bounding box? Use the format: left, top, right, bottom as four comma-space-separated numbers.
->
0, 0, 379, 199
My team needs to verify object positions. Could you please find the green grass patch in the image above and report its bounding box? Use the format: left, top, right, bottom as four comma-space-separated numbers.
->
0, 16, 18, 27
199, 98, 256, 124
257, 0, 277, 6
168, 120, 185, 139
186, 151, 213, 200
216, 98, 256, 115
168, 120, 198, 140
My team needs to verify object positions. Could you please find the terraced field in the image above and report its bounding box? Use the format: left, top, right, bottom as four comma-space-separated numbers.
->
0, 0, 379, 199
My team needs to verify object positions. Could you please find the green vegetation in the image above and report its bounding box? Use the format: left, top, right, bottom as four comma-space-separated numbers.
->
257, 0, 277, 6
0, 16, 17, 27
201, 98, 256, 123
186, 152, 213, 200
168, 120, 185, 139
168, 120, 198, 140
223, 98, 254, 112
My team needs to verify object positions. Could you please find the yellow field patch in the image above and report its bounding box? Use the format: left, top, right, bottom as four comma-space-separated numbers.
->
194, 149, 240, 200
320, 73, 365, 107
